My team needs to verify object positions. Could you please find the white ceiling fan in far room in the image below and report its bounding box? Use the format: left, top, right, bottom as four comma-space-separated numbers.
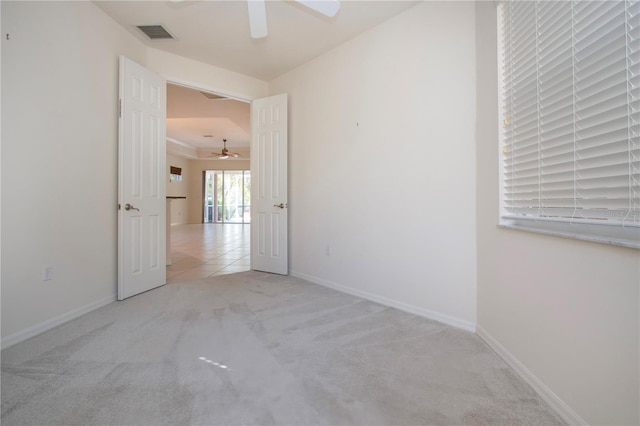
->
170, 0, 341, 39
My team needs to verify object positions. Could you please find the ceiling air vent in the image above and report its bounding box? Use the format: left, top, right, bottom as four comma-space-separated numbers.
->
136, 25, 175, 40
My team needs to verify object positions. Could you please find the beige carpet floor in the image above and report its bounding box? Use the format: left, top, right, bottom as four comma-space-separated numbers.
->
1, 271, 565, 425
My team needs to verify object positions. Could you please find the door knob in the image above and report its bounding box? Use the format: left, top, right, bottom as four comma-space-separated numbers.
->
124, 203, 140, 211
273, 203, 287, 209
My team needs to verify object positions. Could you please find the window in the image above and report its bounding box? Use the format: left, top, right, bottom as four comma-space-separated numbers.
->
169, 166, 182, 182
203, 170, 251, 224
499, 0, 640, 248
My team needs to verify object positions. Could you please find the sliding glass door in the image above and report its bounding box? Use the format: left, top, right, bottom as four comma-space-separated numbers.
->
204, 170, 251, 224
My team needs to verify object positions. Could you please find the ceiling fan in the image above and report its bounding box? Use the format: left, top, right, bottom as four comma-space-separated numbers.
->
210, 139, 240, 159
248, 0, 341, 38
170, 0, 341, 39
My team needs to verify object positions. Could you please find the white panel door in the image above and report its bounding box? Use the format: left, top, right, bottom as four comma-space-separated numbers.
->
251, 93, 288, 275
118, 56, 166, 300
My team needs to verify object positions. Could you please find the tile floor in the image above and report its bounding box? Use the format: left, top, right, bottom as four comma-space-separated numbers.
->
166, 223, 250, 283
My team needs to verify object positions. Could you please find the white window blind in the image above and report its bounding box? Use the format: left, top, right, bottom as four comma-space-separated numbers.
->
500, 0, 640, 248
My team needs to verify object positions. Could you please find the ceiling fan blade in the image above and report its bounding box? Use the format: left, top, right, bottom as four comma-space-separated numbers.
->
247, 0, 268, 39
294, 0, 340, 17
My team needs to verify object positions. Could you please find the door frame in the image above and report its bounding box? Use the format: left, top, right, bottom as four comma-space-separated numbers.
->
163, 76, 259, 255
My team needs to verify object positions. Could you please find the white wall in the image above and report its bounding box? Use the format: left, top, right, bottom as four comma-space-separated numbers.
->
268, 1, 478, 329
167, 154, 190, 225
186, 159, 250, 224
474, 3, 640, 425
146, 49, 268, 101
1, 1, 146, 341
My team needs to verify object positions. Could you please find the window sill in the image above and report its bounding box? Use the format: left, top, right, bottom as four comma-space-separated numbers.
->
498, 220, 640, 250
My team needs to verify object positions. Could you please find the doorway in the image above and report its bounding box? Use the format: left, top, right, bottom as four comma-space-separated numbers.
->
164, 82, 288, 275
203, 170, 251, 224
165, 80, 252, 267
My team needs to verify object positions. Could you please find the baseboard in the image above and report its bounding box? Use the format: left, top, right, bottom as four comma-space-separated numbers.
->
476, 325, 586, 425
1, 295, 116, 350
290, 270, 476, 333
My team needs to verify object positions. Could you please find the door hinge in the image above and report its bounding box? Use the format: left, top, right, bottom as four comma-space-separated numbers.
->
118, 203, 121, 211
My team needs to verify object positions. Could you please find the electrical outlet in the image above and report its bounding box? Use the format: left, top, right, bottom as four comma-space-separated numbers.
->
43, 266, 53, 281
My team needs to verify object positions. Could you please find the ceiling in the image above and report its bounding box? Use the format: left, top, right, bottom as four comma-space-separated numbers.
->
96, 0, 420, 159
94, 0, 420, 81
